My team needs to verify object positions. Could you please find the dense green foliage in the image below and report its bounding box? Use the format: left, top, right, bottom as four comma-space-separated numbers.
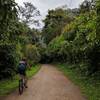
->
0, 0, 100, 99
40, 2, 100, 99
42, 0, 100, 77
24, 44, 41, 65
0, 43, 17, 79
0, 0, 100, 98
42, 8, 75, 44
0, 0, 41, 79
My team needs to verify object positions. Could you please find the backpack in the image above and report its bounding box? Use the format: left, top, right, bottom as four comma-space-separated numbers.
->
18, 63, 26, 72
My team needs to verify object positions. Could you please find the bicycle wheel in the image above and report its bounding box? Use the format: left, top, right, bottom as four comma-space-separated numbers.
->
19, 79, 24, 95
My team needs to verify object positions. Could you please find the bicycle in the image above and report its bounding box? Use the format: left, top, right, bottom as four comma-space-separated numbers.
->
19, 77, 25, 95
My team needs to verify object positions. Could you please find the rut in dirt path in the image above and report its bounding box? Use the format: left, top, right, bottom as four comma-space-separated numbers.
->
1, 65, 86, 100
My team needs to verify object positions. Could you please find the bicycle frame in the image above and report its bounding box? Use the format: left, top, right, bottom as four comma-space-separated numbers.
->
19, 78, 25, 95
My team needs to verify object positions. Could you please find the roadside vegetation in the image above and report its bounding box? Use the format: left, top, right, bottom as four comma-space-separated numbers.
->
57, 63, 100, 100
0, 65, 40, 96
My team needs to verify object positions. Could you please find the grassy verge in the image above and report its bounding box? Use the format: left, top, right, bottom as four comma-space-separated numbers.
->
57, 63, 100, 100
0, 65, 41, 96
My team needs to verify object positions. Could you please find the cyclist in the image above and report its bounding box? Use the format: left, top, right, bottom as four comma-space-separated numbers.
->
18, 58, 28, 88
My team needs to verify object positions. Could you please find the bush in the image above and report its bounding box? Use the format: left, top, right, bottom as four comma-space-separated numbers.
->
24, 44, 41, 65
0, 43, 19, 79
47, 36, 65, 62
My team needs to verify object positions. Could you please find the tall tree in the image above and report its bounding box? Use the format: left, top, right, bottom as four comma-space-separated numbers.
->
18, 2, 40, 25
80, 0, 92, 13
0, 0, 18, 40
96, 0, 100, 39
42, 8, 73, 44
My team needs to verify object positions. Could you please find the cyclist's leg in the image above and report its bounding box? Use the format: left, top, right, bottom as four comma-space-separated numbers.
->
23, 72, 28, 88
19, 74, 23, 80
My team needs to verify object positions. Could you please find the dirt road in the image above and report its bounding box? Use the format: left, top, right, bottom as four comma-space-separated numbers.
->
1, 65, 86, 100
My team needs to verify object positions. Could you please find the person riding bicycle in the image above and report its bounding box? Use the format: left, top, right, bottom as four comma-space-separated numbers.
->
18, 57, 28, 88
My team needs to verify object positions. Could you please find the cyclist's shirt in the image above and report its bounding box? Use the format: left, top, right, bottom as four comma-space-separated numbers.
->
18, 61, 27, 75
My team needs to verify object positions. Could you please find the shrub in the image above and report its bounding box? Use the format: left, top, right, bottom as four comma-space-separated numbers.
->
24, 44, 41, 65
0, 43, 19, 79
